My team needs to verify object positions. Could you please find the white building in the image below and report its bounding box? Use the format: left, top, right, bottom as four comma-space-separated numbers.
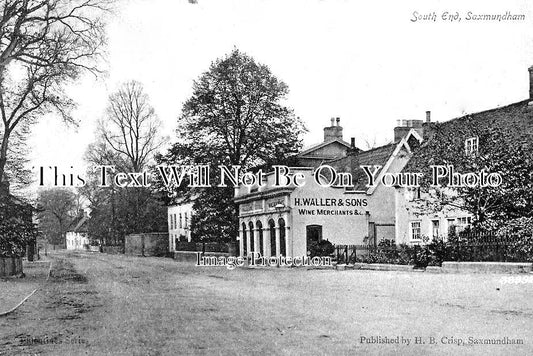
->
234, 119, 424, 258
167, 196, 195, 252
66, 212, 90, 250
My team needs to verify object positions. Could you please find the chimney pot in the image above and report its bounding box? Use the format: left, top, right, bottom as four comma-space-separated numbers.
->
336, 117, 340, 126
426, 111, 431, 122
350, 137, 355, 148
330, 117, 335, 126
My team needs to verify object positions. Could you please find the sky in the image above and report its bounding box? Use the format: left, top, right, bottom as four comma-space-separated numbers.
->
28, 0, 533, 193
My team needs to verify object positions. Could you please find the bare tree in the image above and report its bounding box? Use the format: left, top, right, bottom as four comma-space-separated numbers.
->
0, 0, 110, 193
99, 80, 165, 172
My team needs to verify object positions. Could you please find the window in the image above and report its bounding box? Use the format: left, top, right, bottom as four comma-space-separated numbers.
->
173, 214, 177, 229
185, 212, 189, 229
179, 213, 182, 228
465, 137, 478, 156
169, 214, 173, 230
410, 221, 421, 240
432, 220, 440, 238
456, 216, 471, 231
447, 218, 456, 235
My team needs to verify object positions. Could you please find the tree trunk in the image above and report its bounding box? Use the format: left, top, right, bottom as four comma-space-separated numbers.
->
0, 133, 10, 192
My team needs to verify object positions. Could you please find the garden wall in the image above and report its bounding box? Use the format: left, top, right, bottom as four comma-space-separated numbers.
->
125, 233, 168, 257
0, 257, 23, 277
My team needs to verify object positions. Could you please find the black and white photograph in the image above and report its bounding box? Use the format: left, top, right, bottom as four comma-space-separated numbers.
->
1, 0, 533, 355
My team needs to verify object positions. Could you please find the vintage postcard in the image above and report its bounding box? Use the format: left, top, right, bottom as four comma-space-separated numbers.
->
1, 0, 532, 355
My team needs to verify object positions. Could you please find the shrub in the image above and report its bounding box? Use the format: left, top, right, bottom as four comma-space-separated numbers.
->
309, 239, 335, 258
0, 195, 38, 257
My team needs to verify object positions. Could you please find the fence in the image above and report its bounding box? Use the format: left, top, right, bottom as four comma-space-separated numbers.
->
333, 232, 533, 266
333, 244, 410, 265
175, 242, 238, 255
446, 232, 532, 263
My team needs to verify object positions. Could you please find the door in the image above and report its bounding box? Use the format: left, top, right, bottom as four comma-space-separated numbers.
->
306, 225, 322, 253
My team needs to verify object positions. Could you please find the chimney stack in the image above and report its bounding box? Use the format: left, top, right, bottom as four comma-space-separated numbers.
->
426, 111, 431, 123
323, 117, 343, 142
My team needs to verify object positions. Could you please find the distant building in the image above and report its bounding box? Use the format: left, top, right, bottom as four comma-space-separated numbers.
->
167, 195, 196, 252
66, 211, 90, 250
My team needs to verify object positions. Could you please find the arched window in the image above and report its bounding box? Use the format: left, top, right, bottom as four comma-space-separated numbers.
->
278, 218, 286, 256
268, 219, 276, 257
248, 221, 254, 252
241, 222, 247, 256
256, 220, 263, 255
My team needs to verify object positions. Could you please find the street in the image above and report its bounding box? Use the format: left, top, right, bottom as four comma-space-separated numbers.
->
1, 251, 532, 355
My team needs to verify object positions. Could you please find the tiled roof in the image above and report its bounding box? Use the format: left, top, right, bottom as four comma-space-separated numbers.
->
68, 215, 89, 233
327, 143, 397, 191
404, 99, 533, 172
298, 139, 352, 157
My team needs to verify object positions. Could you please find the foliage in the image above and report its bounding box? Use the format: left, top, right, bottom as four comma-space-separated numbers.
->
99, 81, 166, 172
177, 48, 305, 169
308, 239, 334, 258
81, 80, 167, 245
0, 194, 38, 257
0, 0, 109, 191
80, 165, 168, 246
405, 103, 533, 228
188, 186, 236, 243
36, 188, 78, 246
158, 49, 305, 242
357, 240, 414, 265
356, 223, 533, 267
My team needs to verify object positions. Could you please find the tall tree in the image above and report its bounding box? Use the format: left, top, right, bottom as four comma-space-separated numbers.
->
36, 188, 77, 246
178, 48, 305, 169
159, 49, 305, 242
99, 80, 165, 172
0, 0, 109, 193
81, 81, 167, 244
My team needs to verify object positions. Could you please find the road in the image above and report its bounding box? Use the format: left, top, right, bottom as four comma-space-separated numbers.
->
1, 251, 533, 355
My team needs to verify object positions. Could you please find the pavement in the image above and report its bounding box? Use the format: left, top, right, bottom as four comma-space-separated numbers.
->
1, 251, 532, 355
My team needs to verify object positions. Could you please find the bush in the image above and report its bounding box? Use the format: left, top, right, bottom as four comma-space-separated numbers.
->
308, 239, 335, 258
356, 240, 415, 265
0, 195, 38, 257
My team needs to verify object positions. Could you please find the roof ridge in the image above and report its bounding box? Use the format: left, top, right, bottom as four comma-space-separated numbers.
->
438, 99, 529, 125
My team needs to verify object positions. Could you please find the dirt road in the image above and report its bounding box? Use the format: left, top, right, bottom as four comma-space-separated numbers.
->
1, 251, 532, 355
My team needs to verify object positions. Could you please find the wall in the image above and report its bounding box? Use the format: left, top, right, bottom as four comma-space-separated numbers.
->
125, 233, 169, 257
102, 246, 124, 254
0, 257, 23, 277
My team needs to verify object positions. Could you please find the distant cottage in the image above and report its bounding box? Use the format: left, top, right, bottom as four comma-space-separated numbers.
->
66, 210, 90, 250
